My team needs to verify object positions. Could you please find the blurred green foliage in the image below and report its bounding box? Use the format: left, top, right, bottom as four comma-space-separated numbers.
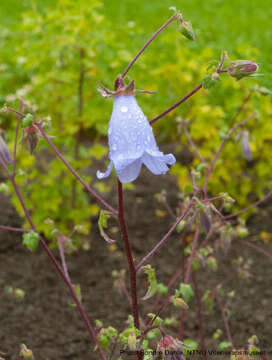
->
0, 0, 272, 241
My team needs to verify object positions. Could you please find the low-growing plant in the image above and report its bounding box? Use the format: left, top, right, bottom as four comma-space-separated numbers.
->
1, 6, 271, 360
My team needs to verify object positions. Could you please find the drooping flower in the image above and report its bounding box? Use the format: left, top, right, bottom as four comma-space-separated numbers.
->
227, 60, 258, 80
0, 130, 12, 165
97, 79, 176, 183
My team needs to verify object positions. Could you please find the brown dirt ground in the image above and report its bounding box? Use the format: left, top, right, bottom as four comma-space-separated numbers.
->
0, 145, 271, 360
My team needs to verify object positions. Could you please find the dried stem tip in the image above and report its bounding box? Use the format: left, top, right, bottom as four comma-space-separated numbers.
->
97, 78, 155, 98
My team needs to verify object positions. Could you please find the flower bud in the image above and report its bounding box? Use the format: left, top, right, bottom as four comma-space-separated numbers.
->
171, 296, 189, 309
241, 130, 252, 161
180, 21, 195, 41
228, 60, 258, 80
157, 336, 185, 360
21, 125, 39, 154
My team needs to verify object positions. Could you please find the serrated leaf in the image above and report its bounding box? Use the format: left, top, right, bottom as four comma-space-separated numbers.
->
179, 283, 194, 303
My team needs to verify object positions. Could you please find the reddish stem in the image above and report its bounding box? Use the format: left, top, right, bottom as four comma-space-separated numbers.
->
0, 225, 30, 233
150, 84, 203, 125
12, 99, 23, 177
117, 180, 142, 360
241, 240, 272, 262
121, 15, 177, 79
5, 107, 117, 216
224, 189, 272, 220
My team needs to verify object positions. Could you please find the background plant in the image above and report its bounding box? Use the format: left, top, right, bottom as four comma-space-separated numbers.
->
1, 0, 272, 242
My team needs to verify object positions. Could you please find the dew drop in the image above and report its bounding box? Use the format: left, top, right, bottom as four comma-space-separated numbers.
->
108, 127, 112, 135
147, 136, 150, 142
112, 144, 117, 151
120, 106, 128, 113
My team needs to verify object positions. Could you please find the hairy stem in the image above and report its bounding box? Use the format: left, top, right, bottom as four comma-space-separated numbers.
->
215, 293, 234, 349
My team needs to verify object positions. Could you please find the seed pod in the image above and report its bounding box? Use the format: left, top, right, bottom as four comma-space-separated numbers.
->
228, 60, 258, 80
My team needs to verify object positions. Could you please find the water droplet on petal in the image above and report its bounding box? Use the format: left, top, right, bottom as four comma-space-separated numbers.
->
121, 106, 128, 113
112, 144, 117, 151
147, 136, 150, 142
108, 127, 112, 135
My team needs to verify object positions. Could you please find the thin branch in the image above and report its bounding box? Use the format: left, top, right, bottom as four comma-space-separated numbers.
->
241, 240, 272, 262
5, 107, 118, 215
57, 235, 72, 284
224, 189, 272, 220
203, 111, 256, 195
183, 122, 205, 162
150, 84, 203, 125
136, 200, 194, 271
36, 123, 118, 216
0, 225, 30, 233
121, 15, 177, 78
215, 293, 234, 349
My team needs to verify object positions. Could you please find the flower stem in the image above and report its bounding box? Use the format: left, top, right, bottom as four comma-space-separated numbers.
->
0, 157, 107, 360
12, 98, 23, 177
150, 84, 203, 125
241, 239, 272, 262
121, 15, 177, 79
117, 180, 142, 359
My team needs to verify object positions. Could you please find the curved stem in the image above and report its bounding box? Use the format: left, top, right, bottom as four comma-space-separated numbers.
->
121, 15, 177, 79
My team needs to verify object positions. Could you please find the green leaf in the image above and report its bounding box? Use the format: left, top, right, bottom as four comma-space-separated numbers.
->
98, 210, 115, 244
179, 283, 194, 303
218, 341, 232, 350
141, 265, 158, 300
22, 231, 39, 251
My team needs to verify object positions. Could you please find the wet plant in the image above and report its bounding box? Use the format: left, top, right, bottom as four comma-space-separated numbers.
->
0, 7, 271, 360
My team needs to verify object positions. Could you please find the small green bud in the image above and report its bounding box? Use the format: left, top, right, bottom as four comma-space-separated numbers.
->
180, 21, 195, 41
22, 114, 34, 128
20, 344, 34, 359
23, 231, 39, 251
207, 256, 218, 271
128, 332, 137, 351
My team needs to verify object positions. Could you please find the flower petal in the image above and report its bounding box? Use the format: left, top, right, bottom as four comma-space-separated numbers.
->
96, 161, 113, 179
116, 158, 142, 183
142, 151, 176, 175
